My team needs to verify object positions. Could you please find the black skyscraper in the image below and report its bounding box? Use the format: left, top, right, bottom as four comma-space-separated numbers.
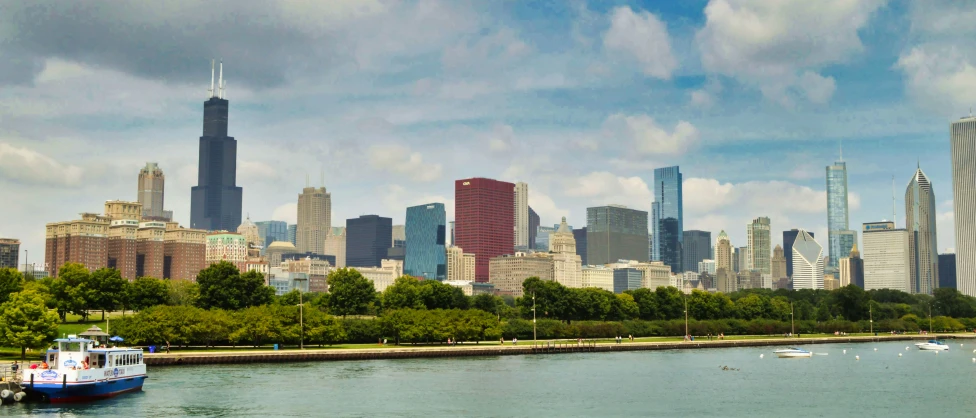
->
682, 230, 711, 273
528, 206, 540, 250
190, 62, 243, 231
573, 227, 587, 265
783, 229, 813, 278
939, 253, 956, 289
347, 215, 393, 268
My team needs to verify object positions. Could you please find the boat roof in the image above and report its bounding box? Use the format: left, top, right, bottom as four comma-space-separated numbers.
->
54, 338, 91, 343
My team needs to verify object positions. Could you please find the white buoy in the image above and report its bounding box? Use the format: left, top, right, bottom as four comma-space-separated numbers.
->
874, 348, 878, 351
972, 358, 975, 363
760, 354, 764, 359
935, 351, 939, 355
898, 353, 902, 357
906, 346, 910, 351
843, 349, 847, 354
855, 355, 860, 360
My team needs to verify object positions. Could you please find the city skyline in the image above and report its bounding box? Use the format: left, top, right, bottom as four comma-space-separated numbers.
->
0, 1, 966, 274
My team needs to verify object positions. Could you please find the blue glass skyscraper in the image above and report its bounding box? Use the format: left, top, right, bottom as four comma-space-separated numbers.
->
652, 166, 683, 270
404, 203, 446, 280
826, 158, 855, 272
255, 220, 288, 253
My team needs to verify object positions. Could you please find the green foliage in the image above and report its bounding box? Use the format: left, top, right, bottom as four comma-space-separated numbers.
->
0, 289, 60, 359
87, 267, 129, 319
46, 262, 90, 321
830, 284, 870, 321
195, 261, 274, 310
167, 280, 199, 306
128, 276, 170, 311
327, 268, 376, 317
381, 277, 425, 310
0, 268, 24, 305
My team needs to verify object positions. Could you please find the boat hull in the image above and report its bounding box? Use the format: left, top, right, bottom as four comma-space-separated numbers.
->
774, 351, 813, 358
24, 375, 146, 403
917, 344, 949, 351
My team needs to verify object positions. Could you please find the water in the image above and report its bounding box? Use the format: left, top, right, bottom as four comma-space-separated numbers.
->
2, 340, 975, 417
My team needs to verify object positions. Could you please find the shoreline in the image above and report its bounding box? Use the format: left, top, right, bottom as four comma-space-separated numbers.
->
143, 334, 975, 366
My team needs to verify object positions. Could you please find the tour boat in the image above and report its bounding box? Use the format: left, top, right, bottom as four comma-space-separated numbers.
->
916, 340, 949, 351
773, 347, 813, 358
21, 336, 147, 402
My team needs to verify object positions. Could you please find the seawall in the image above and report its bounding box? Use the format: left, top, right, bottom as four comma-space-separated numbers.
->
144, 334, 975, 366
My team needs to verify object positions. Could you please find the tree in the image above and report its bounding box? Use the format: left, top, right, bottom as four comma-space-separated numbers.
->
196, 261, 275, 310
382, 277, 425, 310
831, 284, 870, 321
418, 280, 469, 310
932, 288, 976, 318
277, 289, 305, 307
626, 288, 659, 320
47, 263, 90, 321
0, 290, 60, 359
655, 286, 685, 320
167, 280, 200, 306
612, 293, 640, 320
0, 268, 24, 305
128, 276, 170, 311
734, 293, 769, 319
303, 308, 346, 346
327, 268, 376, 317
471, 293, 502, 315
87, 268, 129, 319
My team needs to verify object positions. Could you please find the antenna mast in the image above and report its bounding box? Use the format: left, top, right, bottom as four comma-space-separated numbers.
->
218, 61, 224, 99
209, 59, 215, 98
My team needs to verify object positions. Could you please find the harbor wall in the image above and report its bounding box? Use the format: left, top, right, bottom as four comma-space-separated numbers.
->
144, 334, 974, 366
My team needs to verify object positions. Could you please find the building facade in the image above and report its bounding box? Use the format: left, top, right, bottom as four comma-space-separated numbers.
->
514, 182, 529, 250
791, 230, 824, 290
346, 215, 392, 268
550, 217, 583, 288
190, 63, 242, 232
826, 159, 854, 273
255, 220, 288, 254
528, 207, 540, 250
279, 257, 332, 293
266, 241, 298, 268
839, 243, 864, 288
939, 253, 956, 289
771, 244, 787, 283
586, 205, 649, 265
612, 268, 643, 294
455, 178, 515, 282
137, 162, 172, 220
651, 166, 683, 270
404, 203, 447, 280
952, 116, 976, 296
353, 260, 404, 293
582, 266, 614, 292
0, 238, 20, 269
534, 225, 556, 252
488, 252, 553, 297
747, 217, 771, 275
681, 230, 711, 273
783, 229, 814, 278
698, 259, 716, 275
573, 227, 587, 265
862, 221, 910, 292
296, 186, 331, 255
446, 246, 476, 283
205, 232, 248, 272
323, 227, 346, 268
906, 167, 939, 295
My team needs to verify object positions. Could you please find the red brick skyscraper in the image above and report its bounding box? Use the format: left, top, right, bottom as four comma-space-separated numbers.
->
455, 178, 514, 282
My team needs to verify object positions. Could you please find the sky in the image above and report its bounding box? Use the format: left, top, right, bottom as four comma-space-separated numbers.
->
1, 0, 974, 269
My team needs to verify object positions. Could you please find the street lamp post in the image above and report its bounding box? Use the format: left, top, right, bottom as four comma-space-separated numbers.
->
299, 289, 304, 350
869, 304, 873, 335
532, 293, 537, 343
790, 301, 795, 337
684, 294, 689, 341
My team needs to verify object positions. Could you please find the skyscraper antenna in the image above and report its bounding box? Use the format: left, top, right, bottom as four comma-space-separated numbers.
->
218, 60, 224, 99
209, 59, 215, 98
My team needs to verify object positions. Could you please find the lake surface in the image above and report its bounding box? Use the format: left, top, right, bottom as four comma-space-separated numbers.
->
2, 340, 975, 417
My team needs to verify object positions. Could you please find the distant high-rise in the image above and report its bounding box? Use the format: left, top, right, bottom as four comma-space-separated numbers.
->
255, 220, 288, 253
535, 225, 557, 252
528, 207, 540, 250
137, 163, 172, 220
651, 166, 683, 270
715, 231, 735, 294
827, 155, 854, 272
346, 215, 392, 268
771, 244, 787, 283
862, 221, 910, 291
791, 230, 824, 289
682, 230, 711, 273
783, 229, 814, 278
586, 205, 648, 265
551, 217, 582, 288
939, 253, 956, 289
0, 238, 20, 269
287, 224, 297, 246
839, 243, 864, 288
747, 217, 771, 274
455, 178, 514, 282
190, 61, 242, 232
514, 182, 529, 250
736, 246, 747, 273
906, 167, 939, 295
323, 227, 346, 268
296, 186, 331, 255
573, 227, 588, 265
404, 203, 446, 280
951, 116, 976, 296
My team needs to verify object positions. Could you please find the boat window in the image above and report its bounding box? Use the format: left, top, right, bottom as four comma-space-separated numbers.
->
62, 342, 82, 352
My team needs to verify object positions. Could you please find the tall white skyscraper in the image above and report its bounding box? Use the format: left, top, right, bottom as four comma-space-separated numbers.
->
791, 230, 824, 289
747, 217, 771, 274
906, 166, 938, 295
951, 116, 976, 296
862, 221, 910, 292
514, 182, 529, 249
826, 155, 856, 273
297, 186, 331, 255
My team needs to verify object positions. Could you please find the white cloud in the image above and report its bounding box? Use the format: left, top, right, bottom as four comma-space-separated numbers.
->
271, 202, 297, 224
564, 171, 651, 211
603, 114, 699, 155
603, 6, 677, 79
696, 0, 883, 104
0, 142, 83, 187
487, 124, 515, 153
896, 46, 976, 112
690, 90, 715, 108
238, 160, 278, 183
368, 144, 443, 182
528, 189, 569, 226
442, 28, 531, 72
381, 184, 455, 222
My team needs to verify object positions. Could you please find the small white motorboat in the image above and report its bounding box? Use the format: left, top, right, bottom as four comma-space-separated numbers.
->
773, 347, 813, 358
916, 340, 949, 351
